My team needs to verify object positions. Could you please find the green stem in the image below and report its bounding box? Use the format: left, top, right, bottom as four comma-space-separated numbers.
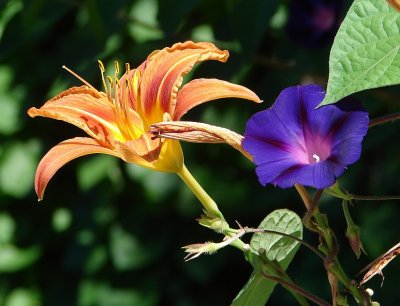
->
245, 227, 325, 259
314, 207, 369, 305
350, 194, 400, 201
261, 272, 329, 306
177, 164, 224, 220
229, 237, 247, 251
325, 183, 400, 202
342, 200, 352, 224
177, 164, 249, 254
295, 185, 370, 305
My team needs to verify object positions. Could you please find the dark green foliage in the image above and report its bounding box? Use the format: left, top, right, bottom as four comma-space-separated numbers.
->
1, 0, 400, 305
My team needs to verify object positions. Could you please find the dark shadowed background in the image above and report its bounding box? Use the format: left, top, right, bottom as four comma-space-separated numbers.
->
0, 0, 399, 305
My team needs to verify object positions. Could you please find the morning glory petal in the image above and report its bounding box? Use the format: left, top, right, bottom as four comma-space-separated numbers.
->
244, 84, 369, 189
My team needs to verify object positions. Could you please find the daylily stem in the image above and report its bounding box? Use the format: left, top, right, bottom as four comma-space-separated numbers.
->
177, 165, 248, 254
177, 164, 225, 220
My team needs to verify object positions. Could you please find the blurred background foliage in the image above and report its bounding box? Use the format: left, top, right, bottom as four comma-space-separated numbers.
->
0, 0, 399, 305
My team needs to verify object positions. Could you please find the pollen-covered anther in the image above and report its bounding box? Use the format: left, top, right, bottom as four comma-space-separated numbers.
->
312, 154, 320, 163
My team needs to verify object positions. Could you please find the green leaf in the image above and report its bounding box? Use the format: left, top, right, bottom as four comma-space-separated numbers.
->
227, 0, 279, 58
0, 0, 23, 40
0, 213, 15, 243
0, 245, 40, 272
157, 0, 198, 37
128, 0, 163, 43
0, 140, 41, 198
79, 280, 157, 306
320, 0, 400, 106
109, 225, 155, 271
4, 288, 40, 306
249, 209, 302, 260
125, 164, 178, 202
232, 209, 303, 306
76, 155, 120, 191
52, 208, 72, 232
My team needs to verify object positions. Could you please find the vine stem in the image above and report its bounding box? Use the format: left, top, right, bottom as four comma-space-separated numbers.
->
369, 112, 400, 128
244, 227, 325, 259
261, 272, 332, 306
294, 185, 370, 305
295, 184, 312, 209
350, 194, 400, 201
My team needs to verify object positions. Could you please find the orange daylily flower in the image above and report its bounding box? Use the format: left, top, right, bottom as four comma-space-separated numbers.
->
28, 41, 261, 200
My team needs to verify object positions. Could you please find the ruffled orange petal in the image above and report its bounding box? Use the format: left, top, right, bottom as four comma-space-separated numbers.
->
35, 137, 122, 200
28, 86, 124, 143
139, 41, 229, 124
173, 78, 262, 120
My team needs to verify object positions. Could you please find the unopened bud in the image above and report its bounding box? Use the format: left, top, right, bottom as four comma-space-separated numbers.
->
197, 211, 229, 233
343, 200, 365, 258
183, 242, 219, 261
346, 222, 364, 258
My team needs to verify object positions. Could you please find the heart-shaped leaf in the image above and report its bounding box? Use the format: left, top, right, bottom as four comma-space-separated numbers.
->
232, 209, 303, 306
320, 0, 400, 106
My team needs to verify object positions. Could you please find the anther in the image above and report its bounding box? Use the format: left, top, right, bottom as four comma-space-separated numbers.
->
98, 60, 108, 96
312, 154, 320, 163
106, 76, 113, 86
98, 60, 105, 73
114, 61, 120, 74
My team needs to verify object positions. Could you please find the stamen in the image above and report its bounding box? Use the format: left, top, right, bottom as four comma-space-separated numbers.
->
98, 60, 105, 72
312, 154, 320, 163
62, 65, 96, 91
106, 76, 114, 103
97, 60, 109, 97
114, 61, 120, 75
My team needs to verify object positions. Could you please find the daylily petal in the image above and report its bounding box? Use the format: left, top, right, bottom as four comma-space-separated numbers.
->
139, 41, 229, 123
35, 137, 122, 200
174, 78, 262, 120
150, 121, 251, 160
28, 86, 145, 143
114, 135, 161, 164
115, 137, 183, 172
152, 138, 184, 172
28, 86, 123, 142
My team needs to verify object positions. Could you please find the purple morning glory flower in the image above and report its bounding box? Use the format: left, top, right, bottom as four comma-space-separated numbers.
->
243, 84, 369, 189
